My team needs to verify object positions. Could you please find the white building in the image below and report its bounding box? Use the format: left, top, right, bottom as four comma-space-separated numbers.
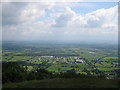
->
75, 59, 84, 63
41, 56, 53, 58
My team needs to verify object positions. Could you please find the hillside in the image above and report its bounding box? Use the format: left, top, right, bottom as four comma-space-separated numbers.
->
3, 78, 119, 88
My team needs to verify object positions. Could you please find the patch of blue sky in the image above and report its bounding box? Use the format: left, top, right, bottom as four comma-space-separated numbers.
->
45, 8, 52, 18
70, 2, 118, 15
31, 9, 53, 24
40, 9, 53, 24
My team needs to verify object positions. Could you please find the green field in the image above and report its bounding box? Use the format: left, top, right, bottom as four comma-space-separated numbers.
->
2, 41, 119, 84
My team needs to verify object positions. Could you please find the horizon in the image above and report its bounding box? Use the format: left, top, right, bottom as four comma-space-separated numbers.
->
2, 40, 118, 45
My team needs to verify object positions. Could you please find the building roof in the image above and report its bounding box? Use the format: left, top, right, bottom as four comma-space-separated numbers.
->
76, 59, 84, 63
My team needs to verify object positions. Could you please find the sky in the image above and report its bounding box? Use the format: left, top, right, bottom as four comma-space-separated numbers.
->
2, 2, 118, 43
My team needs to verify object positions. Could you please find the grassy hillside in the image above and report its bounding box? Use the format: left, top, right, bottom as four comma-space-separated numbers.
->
3, 78, 119, 88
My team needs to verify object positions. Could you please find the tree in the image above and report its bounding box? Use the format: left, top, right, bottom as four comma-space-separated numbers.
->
2, 62, 27, 83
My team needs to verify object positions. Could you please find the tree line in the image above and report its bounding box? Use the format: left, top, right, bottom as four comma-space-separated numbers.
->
3, 62, 107, 84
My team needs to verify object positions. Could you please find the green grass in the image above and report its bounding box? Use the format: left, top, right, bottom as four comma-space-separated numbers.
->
23, 66, 33, 71
4, 56, 34, 61
97, 68, 117, 71
4, 52, 12, 54
76, 63, 89, 68
11, 56, 24, 61
102, 57, 118, 62
95, 62, 112, 68
2, 56, 12, 61
3, 78, 119, 88
60, 67, 73, 71
46, 65, 59, 72
103, 57, 118, 60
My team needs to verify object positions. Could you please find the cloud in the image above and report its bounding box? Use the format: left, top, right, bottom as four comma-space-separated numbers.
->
68, 5, 118, 29
52, 14, 70, 27
50, 4, 118, 41
85, 5, 118, 28
51, 7, 75, 27
2, 2, 28, 26
2, 2, 55, 26
2, 2, 118, 42
51, 4, 118, 36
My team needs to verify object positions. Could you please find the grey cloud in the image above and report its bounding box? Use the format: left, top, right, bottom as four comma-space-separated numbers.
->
52, 14, 70, 27
86, 18, 103, 28
51, 9, 74, 27
2, 2, 28, 26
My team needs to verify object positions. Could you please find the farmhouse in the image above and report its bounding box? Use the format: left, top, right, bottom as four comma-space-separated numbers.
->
75, 59, 84, 63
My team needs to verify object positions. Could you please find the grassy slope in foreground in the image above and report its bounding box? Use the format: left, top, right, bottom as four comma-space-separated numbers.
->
3, 78, 119, 88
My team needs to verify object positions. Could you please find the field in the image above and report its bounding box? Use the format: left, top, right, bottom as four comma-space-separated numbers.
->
2, 41, 119, 79
2, 41, 120, 89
